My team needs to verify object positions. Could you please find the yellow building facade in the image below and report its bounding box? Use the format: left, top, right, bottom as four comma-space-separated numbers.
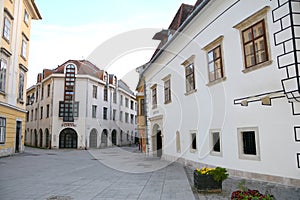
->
0, 0, 41, 156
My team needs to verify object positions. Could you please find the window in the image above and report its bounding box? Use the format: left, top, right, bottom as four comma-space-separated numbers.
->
152, 86, 157, 108
139, 99, 145, 116
92, 85, 97, 99
40, 106, 43, 119
3, 17, 11, 41
233, 7, 270, 72
210, 130, 222, 156
120, 95, 123, 106
21, 37, 28, 58
119, 111, 123, 122
130, 100, 134, 110
24, 9, 29, 25
113, 90, 117, 103
46, 104, 50, 118
125, 98, 129, 107
64, 64, 76, 102
26, 112, 29, 122
59, 101, 79, 122
103, 86, 108, 101
0, 117, 6, 144
92, 105, 97, 118
185, 63, 195, 93
130, 114, 134, 124
238, 127, 260, 160
35, 108, 38, 120
0, 59, 7, 92
242, 20, 268, 68
31, 110, 33, 121
47, 84, 50, 97
176, 131, 181, 153
18, 71, 25, 101
36, 88, 39, 102
125, 113, 129, 123
191, 132, 197, 151
41, 84, 44, 100
103, 107, 107, 120
112, 109, 116, 121
164, 79, 171, 103
208, 46, 223, 81
134, 115, 137, 124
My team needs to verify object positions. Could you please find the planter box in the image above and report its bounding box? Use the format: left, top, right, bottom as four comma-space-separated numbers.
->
194, 170, 222, 192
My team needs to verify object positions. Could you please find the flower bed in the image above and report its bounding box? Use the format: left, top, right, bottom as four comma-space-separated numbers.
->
231, 189, 274, 200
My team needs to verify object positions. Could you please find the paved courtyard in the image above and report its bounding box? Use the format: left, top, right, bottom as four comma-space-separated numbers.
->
0, 147, 195, 200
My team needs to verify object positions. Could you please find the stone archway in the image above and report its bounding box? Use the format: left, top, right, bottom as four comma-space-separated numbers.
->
89, 128, 98, 148
59, 128, 78, 148
112, 129, 117, 146
101, 129, 108, 148
45, 128, 50, 148
152, 124, 162, 157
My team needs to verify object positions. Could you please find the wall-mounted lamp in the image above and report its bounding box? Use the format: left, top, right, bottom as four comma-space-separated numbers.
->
261, 96, 271, 106
241, 100, 248, 106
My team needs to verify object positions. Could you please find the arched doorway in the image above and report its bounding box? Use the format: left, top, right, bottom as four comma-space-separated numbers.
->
90, 129, 97, 148
34, 129, 38, 147
112, 129, 117, 146
101, 129, 108, 148
153, 124, 162, 157
39, 129, 43, 147
45, 128, 50, 148
59, 128, 77, 148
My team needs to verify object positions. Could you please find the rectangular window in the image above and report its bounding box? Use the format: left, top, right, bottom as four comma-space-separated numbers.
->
40, 106, 43, 119
120, 95, 123, 106
125, 113, 129, 123
185, 63, 195, 93
164, 79, 171, 103
191, 132, 197, 151
119, 111, 123, 122
92, 105, 97, 118
242, 20, 268, 68
21, 37, 28, 58
31, 110, 33, 121
140, 99, 145, 116
210, 130, 222, 156
103, 87, 108, 101
0, 59, 7, 92
59, 101, 79, 122
92, 85, 97, 99
36, 87, 39, 102
26, 112, 29, 122
238, 127, 260, 160
35, 108, 38, 120
18, 72, 25, 101
130, 114, 134, 124
125, 98, 129, 108
3, 17, 11, 41
130, 100, 134, 110
47, 84, 50, 97
0, 117, 6, 144
41, 84, 44, 100
113, 109, 116, 121
103, 107, 107, 120
113, 90, 117, 103
24, 9, 29, 25
208, 46, 224, 82
46, 104, 50, 118
152, 87, 157, 108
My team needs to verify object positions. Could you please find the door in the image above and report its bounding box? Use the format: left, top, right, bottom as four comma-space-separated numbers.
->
15, 121, 22, 153
157, 131, 162, 157
89, 129, 97, 148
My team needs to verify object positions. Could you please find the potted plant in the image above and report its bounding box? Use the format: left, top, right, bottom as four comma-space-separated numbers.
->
194, 166, 228, 192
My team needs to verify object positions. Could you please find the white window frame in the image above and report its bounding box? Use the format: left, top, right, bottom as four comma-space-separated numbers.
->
190, 130, 197, 153
0, 117, 6, 144
3, 17, 11, 42
209, 129, 222, 157
21, 36, 28, 59
237, 127, 261, 161
24, 9, 29, 25
0, 58, 7, 93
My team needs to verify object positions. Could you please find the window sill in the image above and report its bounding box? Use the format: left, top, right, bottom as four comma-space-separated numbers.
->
0, 91, 6, 96
239, 154, 261, 161
2, 36, 10, 44
242, 60, 272, 73
190, 149, 197, 153
20, 55, 27, 62
206, 77, 227, 87
185, 89, 197, 96
17, 99, 24, 104
152, 105, 157, 109
210, 151, 223, 157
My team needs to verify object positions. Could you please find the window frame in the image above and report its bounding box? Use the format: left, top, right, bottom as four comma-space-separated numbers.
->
209, 129, 222, 157
21, 36, 28, 59
3, 16, 11, 42
24, 9, 29, 25
162, 74, 172, 104
0, 117, 6, 144
92, 105, 97, 118
237, 127, 261, 161
18, 70, 25, 102
190, 131, 197, 153
151, 85, 157, 109
0, 58, 7, 93
46, 104, 50, 118
103, 107, 108, 120
233, 6, 271, 73
103, 86, 108, 101
92, 85, 97, 99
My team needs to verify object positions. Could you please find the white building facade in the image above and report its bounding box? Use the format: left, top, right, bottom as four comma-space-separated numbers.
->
25, 60, 137, 149
140, 0, 300, 186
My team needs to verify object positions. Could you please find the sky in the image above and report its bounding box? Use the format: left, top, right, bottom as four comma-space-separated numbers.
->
28, 0, 197, 90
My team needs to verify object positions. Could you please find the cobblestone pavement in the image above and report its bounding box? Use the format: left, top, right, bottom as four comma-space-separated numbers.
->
184, 166, 300, 200
0, 146, 195, 200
